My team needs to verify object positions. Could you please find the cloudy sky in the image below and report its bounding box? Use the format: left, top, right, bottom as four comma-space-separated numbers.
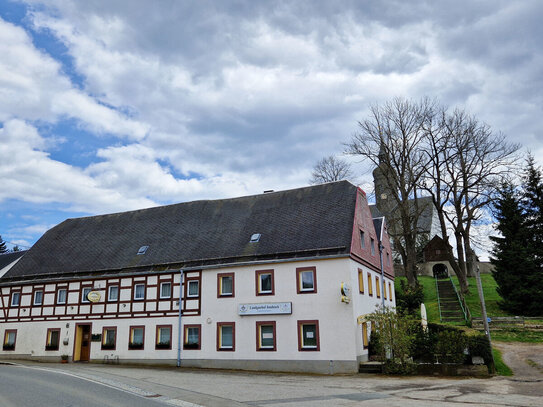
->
1, 0, 542, 251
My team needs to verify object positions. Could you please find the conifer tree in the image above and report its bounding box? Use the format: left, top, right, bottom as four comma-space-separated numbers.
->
0, 235, 8, 254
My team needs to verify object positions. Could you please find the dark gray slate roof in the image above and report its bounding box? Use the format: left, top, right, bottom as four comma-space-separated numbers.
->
0, 251, 27, 270
3, 181, 358, 281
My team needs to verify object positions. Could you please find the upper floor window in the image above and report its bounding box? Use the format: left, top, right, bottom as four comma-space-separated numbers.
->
108, 285, 119, 302
256, 269, 274, 295
217, 273, 234, 297
81, 287, 91, 303
57, 288, 67, 304
187, 280, 199, 298
33, 290, 43, 306
296, 267, 317, 294
10, 292, 20, 307
367, 272, 373, 296
370, 238, 376, 256
160, 282, 172, 299
360, 230, 365, 249
134, 283, 145, 300
358, 269, 364, 294
375, 276, 381, 298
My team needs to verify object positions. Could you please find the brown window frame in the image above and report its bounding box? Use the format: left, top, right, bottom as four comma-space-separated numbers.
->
217, 273, 235, 298
3, 329, 17, 351
183, 324, 201, 350
128, 325, 145, 350
45, 328, 61, 351
101, 326, 117, 350
297, 320, 320, 351
156, 325, 172, 350
256, 321, 276, 351
296, 266, 317, 294
358, 268, 364, 294
367, 272, 373, 297
255, 269, 275, 296
216, 322, 235, 351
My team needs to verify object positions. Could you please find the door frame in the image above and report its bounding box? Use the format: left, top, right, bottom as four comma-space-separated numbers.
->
73, 323, 92, 362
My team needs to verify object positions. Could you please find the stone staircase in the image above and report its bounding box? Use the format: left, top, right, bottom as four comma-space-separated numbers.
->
436, 278, 466, 323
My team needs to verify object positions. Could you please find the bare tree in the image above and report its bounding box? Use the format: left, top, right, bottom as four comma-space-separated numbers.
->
345, 97, 435, 287
421, 108, 520, 294
309, 155, 353, 184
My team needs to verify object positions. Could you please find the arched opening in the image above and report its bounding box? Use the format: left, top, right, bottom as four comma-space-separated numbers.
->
432, 263, 448, 279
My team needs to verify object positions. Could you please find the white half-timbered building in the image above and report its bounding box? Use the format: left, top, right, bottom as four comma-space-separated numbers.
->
0, 181, 395, 373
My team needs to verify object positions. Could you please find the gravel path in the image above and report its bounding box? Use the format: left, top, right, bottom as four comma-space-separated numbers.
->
494, 341, 543, 378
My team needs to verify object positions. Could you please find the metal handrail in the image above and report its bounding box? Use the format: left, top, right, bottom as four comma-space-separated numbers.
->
435, 275, 443, 322
449, 276, 468, 323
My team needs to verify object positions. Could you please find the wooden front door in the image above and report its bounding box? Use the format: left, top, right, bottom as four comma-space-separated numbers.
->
75, 324, 91, 362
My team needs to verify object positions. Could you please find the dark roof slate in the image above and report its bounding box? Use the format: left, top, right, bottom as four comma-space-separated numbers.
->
3, 181, 357, 281
0, 251, 27, 270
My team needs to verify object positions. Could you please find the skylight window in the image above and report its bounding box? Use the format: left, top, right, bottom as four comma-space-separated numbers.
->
250, 233, 261, 243
137, 245, 149, 255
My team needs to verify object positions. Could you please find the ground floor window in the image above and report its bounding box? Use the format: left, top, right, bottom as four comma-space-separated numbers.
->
156, 325, 172, 349
375, 276, 381, 298
297, 320, 320, 351
217, 322, 235, 351
256, 321, 276, 351
362, 322, 369, 349
45, 328, 60, 351
3, 330, 17, 351
102, 327, 116, 350
183, 324, 201, 349
389, 282, 393, 301
128, 326, 145, 350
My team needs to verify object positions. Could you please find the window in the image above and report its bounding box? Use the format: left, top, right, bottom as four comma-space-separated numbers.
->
10, 292, 20, 307
156, 325, 172, 349
370, 238, 375, 256
367, 273, 373, 296
386, 252, 391, 266
102, 327, 116, 350
383, 280, 387, 300
217, 273, 234, 297
45, 328, 60, 351
187, 280, 199, 298
57, 288, 67, 304
128, 326, 145, 350
81, 287, 91, 303
33, 290, 43, 306
298, 320, 320, 351
360, 230, 365, 249
256, 269, 274, 295
217, 322, 235, 351
375, 276, 381, 298
362, 322, 369, 349
256, 321, 276, 351
389, 282, 393, 301
3, 330, 16, 351
296, 267, 317, 294
108, 286, 119, 302
134, 283, 145, 300
160, 282, 172, 299
183, 324, 201, 349
358, 269, 364, 294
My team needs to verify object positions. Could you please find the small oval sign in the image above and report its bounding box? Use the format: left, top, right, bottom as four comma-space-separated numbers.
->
86, 291, 101, 303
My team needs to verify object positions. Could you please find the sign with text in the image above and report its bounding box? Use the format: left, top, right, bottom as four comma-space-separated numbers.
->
238, 302, 292, 316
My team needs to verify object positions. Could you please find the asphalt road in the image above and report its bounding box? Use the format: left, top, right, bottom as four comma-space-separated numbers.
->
0, 364, 164, 407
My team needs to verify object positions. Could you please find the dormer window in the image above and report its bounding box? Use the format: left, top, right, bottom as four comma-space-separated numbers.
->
250, 233, 261, 243
137, 245, 149, 255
